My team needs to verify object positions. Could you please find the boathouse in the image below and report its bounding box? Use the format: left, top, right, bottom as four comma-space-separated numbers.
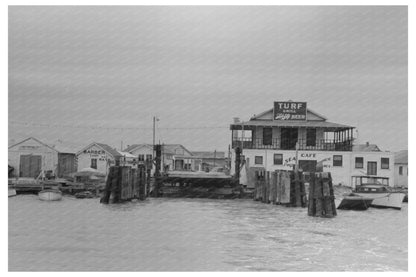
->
76, 142, 122, 175
8, 137, 77, 178
230, 101, 395, 188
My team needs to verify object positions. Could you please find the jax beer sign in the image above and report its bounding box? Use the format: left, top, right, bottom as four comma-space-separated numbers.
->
274, 101, 307, 121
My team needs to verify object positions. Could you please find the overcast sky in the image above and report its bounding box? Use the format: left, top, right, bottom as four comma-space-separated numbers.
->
8, 6, 407, 152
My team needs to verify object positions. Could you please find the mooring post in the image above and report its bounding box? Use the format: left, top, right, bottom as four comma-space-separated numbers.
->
153, 144, 162, 197
234, 146, 241, 184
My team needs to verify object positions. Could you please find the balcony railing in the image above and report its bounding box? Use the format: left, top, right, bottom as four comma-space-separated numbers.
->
232, 138, 353, 151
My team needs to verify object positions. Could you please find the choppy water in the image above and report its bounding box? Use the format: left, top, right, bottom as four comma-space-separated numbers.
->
9, 195, 407, 271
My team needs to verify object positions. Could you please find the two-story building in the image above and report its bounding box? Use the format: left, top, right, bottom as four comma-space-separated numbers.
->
230, 101, 395, 188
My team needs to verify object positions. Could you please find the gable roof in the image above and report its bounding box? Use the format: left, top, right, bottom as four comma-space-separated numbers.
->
394, 150, 408, 164
9, 137, 61, 153
77, 142, 122, 158
352, 144, 381, 152
123, 143, 193, 156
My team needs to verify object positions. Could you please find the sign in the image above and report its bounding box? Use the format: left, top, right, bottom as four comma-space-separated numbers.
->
273, 101, 307, 121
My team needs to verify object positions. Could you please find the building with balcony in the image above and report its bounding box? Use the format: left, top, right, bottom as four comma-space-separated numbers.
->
230, 101, 395, 188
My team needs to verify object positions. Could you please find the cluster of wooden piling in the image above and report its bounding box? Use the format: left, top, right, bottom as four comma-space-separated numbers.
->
253, 170, 306, 207
306, 172, 337, 218
100, 165, 147, 204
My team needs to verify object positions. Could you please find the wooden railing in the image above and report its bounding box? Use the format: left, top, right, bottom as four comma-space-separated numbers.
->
232, 138, 353, 151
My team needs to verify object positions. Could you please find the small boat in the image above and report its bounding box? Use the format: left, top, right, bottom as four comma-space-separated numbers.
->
8, 188, 17, 197
354, 184, 405, 210
337, 193, 373, 210
38, 189, 62, 201
74, 191, 94, 199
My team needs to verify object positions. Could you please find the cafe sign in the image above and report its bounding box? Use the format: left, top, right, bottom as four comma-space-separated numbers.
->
274, 101, 307, 121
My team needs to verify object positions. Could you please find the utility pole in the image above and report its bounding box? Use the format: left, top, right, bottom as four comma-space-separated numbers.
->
153, 116, 156, 159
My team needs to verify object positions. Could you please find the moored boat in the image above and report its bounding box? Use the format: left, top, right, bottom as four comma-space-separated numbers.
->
74, 191, 94, 199
337, 193, 373, 210
38, 189, 62, 201
8, 188, 17, 197
354, 184, 405, 210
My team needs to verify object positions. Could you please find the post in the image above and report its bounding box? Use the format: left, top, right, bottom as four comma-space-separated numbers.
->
153, 144, 162, 197
234, 147, 241, 184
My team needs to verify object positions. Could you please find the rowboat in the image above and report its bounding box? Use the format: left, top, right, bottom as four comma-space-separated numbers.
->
38, 189, 62, 201
8, 188, 17, 197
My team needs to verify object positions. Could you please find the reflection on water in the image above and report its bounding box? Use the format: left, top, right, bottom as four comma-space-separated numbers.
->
9, 195, 407, 271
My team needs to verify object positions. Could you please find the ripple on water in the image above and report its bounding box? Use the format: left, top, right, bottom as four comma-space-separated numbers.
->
9, 195, 408, 271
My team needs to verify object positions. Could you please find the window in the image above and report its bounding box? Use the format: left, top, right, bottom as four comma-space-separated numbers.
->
381, 158, 389, 169
306, 129, 316, 147
138, 154, 144, 161
263, 127, 272, 146
399, 166, 403, 175
274, 154, 283, 165
255, 156, 263, 165
146, 154, 153, 161
333, 155, 343, 167
355, 157, 363, 168
367, 162, 377, 176
91, 158, 97, 169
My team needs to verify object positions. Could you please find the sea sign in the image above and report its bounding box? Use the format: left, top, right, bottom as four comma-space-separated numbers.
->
274, 101, 307, 121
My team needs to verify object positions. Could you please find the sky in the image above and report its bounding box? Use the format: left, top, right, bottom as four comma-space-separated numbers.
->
8, 6, 408, 153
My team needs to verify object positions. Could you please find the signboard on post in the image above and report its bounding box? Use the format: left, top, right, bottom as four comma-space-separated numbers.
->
273, 101, 307, 121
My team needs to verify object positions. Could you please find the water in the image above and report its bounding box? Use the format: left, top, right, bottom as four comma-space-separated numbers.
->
9, 195, 407, 271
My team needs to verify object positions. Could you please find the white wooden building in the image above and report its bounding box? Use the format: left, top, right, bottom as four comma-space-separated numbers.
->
8, 137, 76, 178
230, 101, 395, 188
76, 142, 122, 175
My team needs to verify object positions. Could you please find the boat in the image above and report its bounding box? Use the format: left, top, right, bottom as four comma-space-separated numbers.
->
74, 191, 94, 199
337, 193, 373, 210
38, 189, 62, 201
8, 188, 17, 197
354, 184, 405, 210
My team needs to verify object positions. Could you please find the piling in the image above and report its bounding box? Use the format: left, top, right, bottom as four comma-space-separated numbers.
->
307, 172, 337, 217
100, 165, 147, 204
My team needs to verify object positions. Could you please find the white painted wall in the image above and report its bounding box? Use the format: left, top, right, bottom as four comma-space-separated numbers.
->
77, 144, 114, 175
8, 138, 58, 177
232, 149, 395, 188
394, 164, 408, 187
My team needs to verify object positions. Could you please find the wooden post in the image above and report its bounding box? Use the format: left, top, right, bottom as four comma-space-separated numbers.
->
294, 170, 301, 207
261, 171, 267, 203
270, 171, 277, 204
307, 172, 336, 217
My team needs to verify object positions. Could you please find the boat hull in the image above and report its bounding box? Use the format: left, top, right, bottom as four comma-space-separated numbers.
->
337, 196, 373, 210
38, 189, 62, 201
354, 192, 405, 210
8, 188, 17, 197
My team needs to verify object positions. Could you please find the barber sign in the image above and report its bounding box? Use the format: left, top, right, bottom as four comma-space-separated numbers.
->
274, 101, 307, 121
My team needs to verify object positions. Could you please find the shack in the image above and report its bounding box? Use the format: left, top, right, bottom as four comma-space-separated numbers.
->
230, 101, 395, 188
123, 143, 194, 172
76, 142, 122, 175
8, 137, 77, 178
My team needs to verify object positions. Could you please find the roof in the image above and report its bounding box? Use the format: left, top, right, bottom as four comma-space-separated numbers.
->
8, 137, 78, 154
124, 143, 193, 156
77, 142, 122, 158
230, 120, 353, 131
191, 151, 225, 159
352, 144, 381, 152
95, 143, 122, 158
395, 150, 408, 164
118, 151, 137, 159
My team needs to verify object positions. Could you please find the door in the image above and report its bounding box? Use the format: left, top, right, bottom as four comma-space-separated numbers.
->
299, 160, 317, 172
19, 154, 42, 177
367, 161, 377, 176
280, 128, 298, 150
175, 160, 184, 170
58, 154, 76, 177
